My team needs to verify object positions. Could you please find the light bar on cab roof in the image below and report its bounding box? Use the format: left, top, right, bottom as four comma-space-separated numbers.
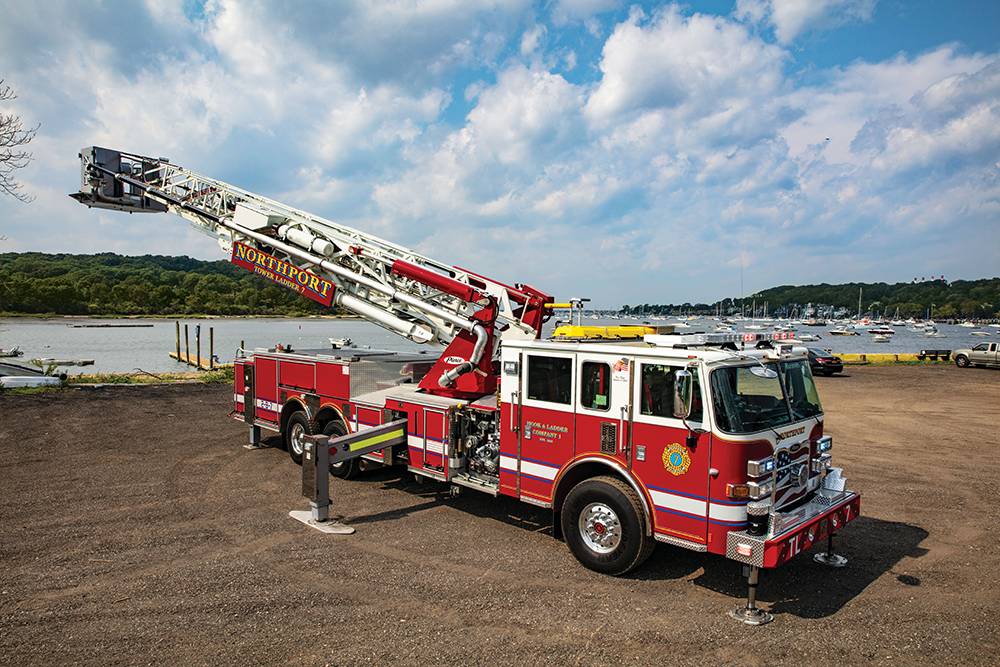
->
645, 331, 798, 347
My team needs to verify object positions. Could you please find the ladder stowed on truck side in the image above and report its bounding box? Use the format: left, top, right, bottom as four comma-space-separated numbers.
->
71, 146, 860, 624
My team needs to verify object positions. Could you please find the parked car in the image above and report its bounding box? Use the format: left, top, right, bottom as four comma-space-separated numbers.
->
953, 342, 1000, 368
807, 348, 843, 376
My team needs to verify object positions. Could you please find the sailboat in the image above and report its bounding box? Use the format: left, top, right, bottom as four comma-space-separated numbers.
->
744, 300, 766, 330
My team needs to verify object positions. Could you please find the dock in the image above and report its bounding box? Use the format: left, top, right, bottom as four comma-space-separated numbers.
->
836, 352, 951, 364
68, 323, 154, 328
169, 351, 215, 369
173, 321, 216, 370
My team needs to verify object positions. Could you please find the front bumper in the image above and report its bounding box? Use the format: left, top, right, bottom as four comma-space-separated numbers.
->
726, 483, 861, 568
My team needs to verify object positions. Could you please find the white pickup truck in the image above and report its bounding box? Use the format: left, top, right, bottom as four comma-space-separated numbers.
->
953, 341, 1000, 368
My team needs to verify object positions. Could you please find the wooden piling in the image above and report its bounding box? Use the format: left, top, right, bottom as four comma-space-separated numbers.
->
210, 327, 214, 370
185, 324, 190, 366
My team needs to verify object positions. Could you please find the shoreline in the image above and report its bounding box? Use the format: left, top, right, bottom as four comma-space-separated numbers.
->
0, 313, 363, 320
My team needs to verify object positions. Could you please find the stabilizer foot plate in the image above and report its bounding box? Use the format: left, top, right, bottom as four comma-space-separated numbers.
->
813, 552, 848, 567
289, 510, 355, 534
729, 606, 774, 626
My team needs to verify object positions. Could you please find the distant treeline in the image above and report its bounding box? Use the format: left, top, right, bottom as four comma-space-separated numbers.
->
4, 252, 998, 320
0, 252, 344, 316
625, 278, 1000, 320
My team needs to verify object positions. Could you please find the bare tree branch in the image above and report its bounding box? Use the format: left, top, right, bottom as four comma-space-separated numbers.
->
0, 80, 39, 203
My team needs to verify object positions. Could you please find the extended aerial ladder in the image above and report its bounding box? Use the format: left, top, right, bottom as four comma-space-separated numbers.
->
70, 147, 553, 397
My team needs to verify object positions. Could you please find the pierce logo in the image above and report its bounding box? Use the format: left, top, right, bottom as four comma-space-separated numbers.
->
444, 356, 466, 365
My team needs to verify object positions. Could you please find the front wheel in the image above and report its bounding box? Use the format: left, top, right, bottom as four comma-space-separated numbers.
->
284, 412, 317, 465
561, 476, 654, 575
955, 355, 970, 368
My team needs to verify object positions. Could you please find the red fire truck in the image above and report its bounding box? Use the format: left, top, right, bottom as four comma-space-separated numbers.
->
72, 146, 860, 624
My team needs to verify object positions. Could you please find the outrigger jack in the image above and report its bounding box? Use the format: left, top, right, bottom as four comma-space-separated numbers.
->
730, 565, 772, 626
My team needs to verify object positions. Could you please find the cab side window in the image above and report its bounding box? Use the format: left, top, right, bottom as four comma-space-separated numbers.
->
640, 364, 702, 421
580, 362, 610, 411
527, 356, 572, 405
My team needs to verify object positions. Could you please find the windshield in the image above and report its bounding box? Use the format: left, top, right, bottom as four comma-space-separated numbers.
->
710, 359, 823, 434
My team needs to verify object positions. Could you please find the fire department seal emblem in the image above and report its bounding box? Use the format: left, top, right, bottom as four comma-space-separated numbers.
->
662, 443, 691, 476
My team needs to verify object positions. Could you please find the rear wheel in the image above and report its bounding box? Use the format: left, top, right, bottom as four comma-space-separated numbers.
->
955, 355, 970, 368
284, 412, 317, 465
324, 420, 360, 479
561, 476, 654, 575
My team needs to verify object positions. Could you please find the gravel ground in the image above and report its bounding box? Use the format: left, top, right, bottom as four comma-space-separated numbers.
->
1, 364, 998, 666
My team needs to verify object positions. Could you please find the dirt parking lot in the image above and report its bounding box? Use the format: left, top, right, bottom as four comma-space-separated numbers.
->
1, 364, 998, 666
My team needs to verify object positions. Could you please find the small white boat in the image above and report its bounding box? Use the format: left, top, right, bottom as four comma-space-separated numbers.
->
0, 376, 61, 388
970, 331, 990, 336
796, 333, 821, 342
868, 325, 896, 335
872, 334, 891, 343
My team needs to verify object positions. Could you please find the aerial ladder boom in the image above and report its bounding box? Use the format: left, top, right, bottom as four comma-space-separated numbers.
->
70, 146, 553, 397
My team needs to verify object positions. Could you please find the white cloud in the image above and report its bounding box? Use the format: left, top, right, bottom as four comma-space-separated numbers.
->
783, 48, 996, 165
735, 0, 877, 44
520, 23, 547, 55
585, 6, 787, 129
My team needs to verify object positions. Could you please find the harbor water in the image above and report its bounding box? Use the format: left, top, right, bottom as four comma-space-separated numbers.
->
0, 318, 427, 376
582, 318, 994, 357
0, 316, 994, 375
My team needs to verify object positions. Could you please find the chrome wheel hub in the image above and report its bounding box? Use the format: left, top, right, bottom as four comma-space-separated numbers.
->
290, 424, 306, 456
579, 502, 622, 554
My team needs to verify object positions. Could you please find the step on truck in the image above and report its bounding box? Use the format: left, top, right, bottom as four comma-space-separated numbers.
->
71, 146, 861, 624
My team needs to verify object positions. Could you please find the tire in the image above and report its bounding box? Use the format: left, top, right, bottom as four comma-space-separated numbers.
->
561, 476, 655, 575
955, 355, 970, 368
284, 412, 317, 465
324, 420, 360, 479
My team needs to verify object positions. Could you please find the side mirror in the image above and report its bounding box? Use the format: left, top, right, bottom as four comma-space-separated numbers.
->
673, 369, 693, 419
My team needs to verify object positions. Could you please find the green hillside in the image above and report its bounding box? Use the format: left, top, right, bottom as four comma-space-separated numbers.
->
0, 252, 344, 316
627, 278, 1000, 319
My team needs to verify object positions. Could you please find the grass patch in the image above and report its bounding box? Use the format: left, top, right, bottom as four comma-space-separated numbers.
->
1, 385, 65, 395
64, 365, 234, 385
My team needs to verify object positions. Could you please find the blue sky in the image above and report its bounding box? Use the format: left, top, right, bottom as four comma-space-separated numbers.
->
1, 0, 997, 308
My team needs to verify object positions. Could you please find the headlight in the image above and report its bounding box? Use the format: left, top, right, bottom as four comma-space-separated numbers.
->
811, 454, 832, 473
747, 480, 774, 499
747, 457, 775, 477
816, 436, 832, 453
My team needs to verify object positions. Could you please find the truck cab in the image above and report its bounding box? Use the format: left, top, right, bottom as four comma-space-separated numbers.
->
954, 341, 1000, 368
497, 330, 859, 575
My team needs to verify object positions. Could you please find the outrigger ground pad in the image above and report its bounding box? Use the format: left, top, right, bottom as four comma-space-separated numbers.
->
289, 510, 355, 535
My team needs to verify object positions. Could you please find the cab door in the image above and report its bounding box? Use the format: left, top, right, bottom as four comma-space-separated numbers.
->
628, 361, 712, 547
575, 355, 632, 466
